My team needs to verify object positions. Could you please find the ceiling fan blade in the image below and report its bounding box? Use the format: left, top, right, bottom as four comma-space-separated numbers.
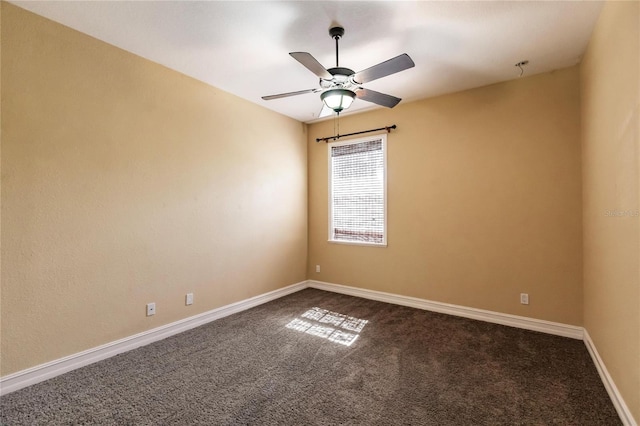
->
289, 52, 333, 80
353, 53, 415, 84
356, 88, 402, 108
318, 103, 333, 118
262, 88, 319, 101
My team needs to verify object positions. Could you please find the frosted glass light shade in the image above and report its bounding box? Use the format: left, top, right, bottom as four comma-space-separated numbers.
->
321, 89, 356, 113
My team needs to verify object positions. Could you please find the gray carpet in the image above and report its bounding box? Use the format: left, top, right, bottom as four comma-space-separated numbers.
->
0, 288, 621, 425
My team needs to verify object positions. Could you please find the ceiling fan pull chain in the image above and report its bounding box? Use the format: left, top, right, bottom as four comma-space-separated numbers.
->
333, 113, 337, 136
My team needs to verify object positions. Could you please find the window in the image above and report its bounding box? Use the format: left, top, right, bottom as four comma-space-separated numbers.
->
328, 135, 387, 246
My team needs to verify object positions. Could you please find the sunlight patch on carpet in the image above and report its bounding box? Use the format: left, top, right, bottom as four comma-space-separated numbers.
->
285, 307, 368, 346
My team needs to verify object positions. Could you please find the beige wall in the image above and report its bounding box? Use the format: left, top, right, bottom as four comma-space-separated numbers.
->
308, 68, 583, 326
0, 3, 307, 375
2, 2, 638, 421
580, 0, 640, 421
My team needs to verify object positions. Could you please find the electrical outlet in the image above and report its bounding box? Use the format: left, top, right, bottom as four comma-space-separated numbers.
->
520, 293, 529, 305
146, 302, 156, 316
316, 265, 321, 273
186, 293, 194, 306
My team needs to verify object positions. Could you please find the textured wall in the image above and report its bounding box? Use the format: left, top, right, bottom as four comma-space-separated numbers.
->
0, 3, 307, 375
308, 68, 583, 326
580, 0, 640, 421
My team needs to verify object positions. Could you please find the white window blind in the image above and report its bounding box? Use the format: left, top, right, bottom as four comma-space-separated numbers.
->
329, 135, 387, 246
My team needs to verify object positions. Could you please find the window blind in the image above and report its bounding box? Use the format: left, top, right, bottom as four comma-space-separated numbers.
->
329, 136, 386, 245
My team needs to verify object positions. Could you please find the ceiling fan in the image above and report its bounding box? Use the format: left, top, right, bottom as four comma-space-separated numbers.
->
262, 26, 415, 118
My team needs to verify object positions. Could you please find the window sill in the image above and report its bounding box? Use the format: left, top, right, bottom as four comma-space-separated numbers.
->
328, 239, 387, 248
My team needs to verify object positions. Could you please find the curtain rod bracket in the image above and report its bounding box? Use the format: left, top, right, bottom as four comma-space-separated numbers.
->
316, 124, 396, 143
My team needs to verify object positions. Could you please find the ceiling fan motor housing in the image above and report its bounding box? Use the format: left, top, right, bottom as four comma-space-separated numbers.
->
320, 67, 356, 89
328, 67, 354, 77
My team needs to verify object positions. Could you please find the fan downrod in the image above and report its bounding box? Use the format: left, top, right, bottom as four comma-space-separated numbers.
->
329, 27, 345, 67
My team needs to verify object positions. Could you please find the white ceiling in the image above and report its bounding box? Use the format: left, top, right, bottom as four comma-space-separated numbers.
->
12, 1, 603, 124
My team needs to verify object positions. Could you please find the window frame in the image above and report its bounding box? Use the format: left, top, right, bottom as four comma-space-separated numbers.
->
327, 134, 388, 247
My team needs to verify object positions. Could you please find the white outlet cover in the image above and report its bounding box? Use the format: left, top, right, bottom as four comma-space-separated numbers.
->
146, 302, 156, 316
186, 293, 194, 305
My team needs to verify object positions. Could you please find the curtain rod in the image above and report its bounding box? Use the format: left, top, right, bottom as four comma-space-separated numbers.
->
316, 124, 397, 143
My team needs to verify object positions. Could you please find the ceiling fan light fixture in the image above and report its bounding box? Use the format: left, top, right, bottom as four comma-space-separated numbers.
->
262, 26, 414, 114
321, 89, 355, 113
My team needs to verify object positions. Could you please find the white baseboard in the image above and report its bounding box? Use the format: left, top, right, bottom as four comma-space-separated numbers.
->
3, 278, 633, 426
583, 329, 637, 426
308, 280, 584, 339
0, 280, 307, 396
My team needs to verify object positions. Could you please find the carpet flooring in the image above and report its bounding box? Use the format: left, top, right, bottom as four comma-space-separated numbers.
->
0, 288, 621, 425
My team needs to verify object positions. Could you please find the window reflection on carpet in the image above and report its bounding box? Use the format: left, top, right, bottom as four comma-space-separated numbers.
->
285, 307, 368, 346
